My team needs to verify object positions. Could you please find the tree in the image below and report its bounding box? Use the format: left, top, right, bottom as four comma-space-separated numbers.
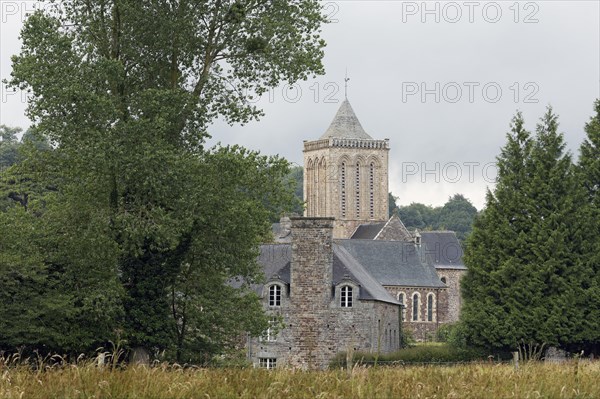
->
396, 197, 477, 242
5, 0, 326, 358
437, 194, 478, 241
389, 192, 399, 217
0, 125, 22, 169
578, 99, 600, 353
461, 108, 594, 353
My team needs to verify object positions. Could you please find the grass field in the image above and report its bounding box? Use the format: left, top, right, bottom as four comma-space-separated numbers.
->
1, 359, 599, 399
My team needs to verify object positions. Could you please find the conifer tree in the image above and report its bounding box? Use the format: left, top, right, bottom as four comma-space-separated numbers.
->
461, 108, 592, 353
578, 99, 600, 353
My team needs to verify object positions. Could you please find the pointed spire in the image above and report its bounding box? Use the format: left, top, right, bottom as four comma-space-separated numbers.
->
319, 99, 373, 140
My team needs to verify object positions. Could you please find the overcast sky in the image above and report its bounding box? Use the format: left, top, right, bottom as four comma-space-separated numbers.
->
1, 1, 599, 209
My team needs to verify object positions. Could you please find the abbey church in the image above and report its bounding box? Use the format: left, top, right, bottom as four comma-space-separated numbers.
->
248, 99, 466, 369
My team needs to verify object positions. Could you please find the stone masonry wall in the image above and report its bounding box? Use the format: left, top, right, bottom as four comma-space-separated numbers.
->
385, 286, 444, 341
436, 268, 466, 323
303, 140, 389, 239
288, 217, 335, 369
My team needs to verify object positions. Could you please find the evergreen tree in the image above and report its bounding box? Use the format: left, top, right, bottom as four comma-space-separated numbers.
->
461, 108, 592, 353
578, 99, 600, 353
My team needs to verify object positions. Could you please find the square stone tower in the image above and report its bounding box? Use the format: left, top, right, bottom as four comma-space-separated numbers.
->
289, 216, 335, 369
303, 100, 390, 238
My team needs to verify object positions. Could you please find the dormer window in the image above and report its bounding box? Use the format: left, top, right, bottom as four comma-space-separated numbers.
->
269, 285, 281, 307
341, 286, 353, 308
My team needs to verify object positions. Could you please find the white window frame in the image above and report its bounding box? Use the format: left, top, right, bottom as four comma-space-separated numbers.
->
341, 285, 353, 308
259, 357, 277, 369
268, 284, 281, 307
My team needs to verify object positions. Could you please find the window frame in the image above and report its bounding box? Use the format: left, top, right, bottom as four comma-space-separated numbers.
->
341, 285, 353, 308
259, 357, 277, 369
268, 284, 281, 307
412, 292, 420, 322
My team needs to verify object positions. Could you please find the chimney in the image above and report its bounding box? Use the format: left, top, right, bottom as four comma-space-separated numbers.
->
288, 216, 334, 369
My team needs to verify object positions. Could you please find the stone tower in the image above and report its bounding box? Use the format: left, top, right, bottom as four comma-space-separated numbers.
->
289, 216, 335, 369
303, 99, 390, 238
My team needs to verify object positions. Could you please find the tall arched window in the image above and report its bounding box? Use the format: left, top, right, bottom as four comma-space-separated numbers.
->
341, 286, 353, 308
427, 293, 435, 322
412, 293, 419, 321
340, 162, 346, 218
397, 292, 405, 321
306, 159, 313, 216
355, 162, 361, 218
318, 158, 326, 216
369, 162, 375, 219
269, 285, 281, 307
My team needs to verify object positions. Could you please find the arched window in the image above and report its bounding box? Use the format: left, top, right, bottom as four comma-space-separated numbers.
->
427, 293, 435, 322
440, 277, 447, 284
355, 162, 361, 218
269, 285, 281, 307
340, 162, 346, 218
412, 293, 419, 321
369, 162, 375, 219
397, 292, 405, 321
341, 286, 353, 308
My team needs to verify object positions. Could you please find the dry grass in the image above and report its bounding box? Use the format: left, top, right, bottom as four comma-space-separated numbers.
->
1, 357, 599, 398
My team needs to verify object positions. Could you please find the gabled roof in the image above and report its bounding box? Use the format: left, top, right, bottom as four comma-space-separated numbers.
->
333, 244, 399, 305
256, 243, 399, 304
336, 239, 445, 288
374, 214, 413, 241
419, 231, 466, 270
350, 222, 386, 239
319, 99, 374, 140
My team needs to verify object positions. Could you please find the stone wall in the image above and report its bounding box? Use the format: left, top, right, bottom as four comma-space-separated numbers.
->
288, 217, 335, 369
251, 293, 401, 369
250, 216, 401, 369
303, 139, 389, 239
384, 286, 444, 341
435, 268, 466, 323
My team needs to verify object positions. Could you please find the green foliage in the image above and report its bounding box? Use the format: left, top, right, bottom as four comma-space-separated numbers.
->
278, 164, 304, 219
389, 192, 399, 217
0, 125, 22, 169
397, 195, 477, 242
578, 99, 600, 352
461, 107, 596, 354
330, 344, 487, 367
2, 0, 326, 360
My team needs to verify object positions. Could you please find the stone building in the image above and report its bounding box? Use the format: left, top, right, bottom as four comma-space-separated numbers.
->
250, 99, 467, 369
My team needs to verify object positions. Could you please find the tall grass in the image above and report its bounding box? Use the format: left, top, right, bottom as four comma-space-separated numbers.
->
1, 355, 599, 398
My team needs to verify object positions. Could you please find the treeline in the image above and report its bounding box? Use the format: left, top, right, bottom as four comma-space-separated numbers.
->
389, 193, 478, 242
460, 101, 600, 356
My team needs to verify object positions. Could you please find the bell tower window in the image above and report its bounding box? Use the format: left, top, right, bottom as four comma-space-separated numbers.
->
355, 162, 361, 218
340, 162, 346, 218
369, 162, 375, 219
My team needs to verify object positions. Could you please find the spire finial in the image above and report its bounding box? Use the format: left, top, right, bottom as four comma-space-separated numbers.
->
344, 68, 350, 100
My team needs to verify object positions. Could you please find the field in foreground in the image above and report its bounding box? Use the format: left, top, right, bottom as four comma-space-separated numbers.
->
1, 361, 599, 398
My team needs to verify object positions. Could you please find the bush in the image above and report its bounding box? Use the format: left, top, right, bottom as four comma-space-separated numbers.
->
330, 343, 488, 368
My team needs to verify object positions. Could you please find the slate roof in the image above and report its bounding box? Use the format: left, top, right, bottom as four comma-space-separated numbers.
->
333, 244, 399, 304
319, 99, 374, 140
256, 243, 399, 304
419, 231, 466, 270
336, 239, 445, 288
350, 222, 386, 239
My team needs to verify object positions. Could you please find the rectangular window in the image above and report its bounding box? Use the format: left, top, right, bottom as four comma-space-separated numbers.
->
261, 317, 278, 342
341, 286, 353, 307
259, 358, 277, 369
269, 285, 281, 307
